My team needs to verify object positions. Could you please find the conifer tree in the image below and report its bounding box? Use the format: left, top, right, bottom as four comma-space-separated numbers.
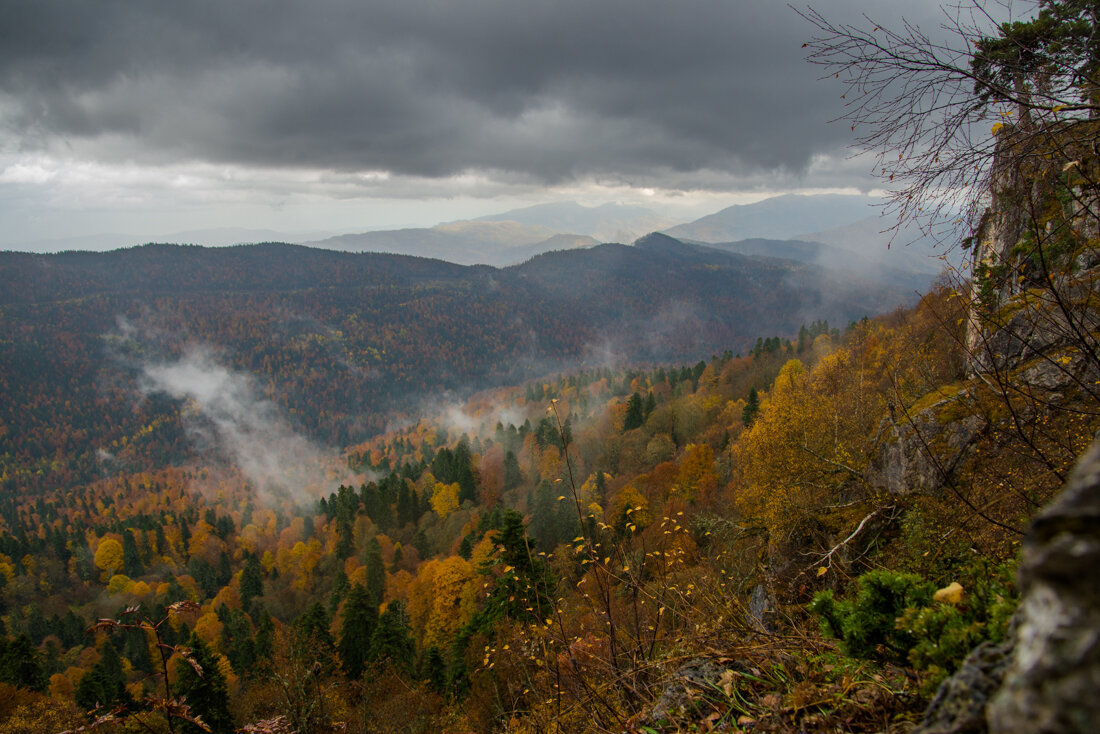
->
368, 600, 415, 672
623, 392, 646, 430
364, 537, 386, 608
122, 530, 143, 577
0, 634, 48, 693
174, 632, 233, 734
294, 602, 334, 650
240, 554, 264, 615
742, 387, 760, 427
338, 584, 377, 679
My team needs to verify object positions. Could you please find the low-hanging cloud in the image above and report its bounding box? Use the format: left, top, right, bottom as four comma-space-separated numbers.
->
139, 347, 352, 505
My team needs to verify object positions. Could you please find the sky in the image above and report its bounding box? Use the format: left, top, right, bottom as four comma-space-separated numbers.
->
0, 0, 1012, 249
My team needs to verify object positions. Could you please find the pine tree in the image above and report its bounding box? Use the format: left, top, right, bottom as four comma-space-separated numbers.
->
368, 600, 415, 672
338, 584, 377, 679
174, 632, 233, 734
364, 537, 386, 608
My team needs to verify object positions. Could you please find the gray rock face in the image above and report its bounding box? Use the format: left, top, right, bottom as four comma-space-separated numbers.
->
987, 439, 1100, 733
916, 439, 1100, 733
648, 658, 728, 723
870, 401, 985, 496
917, 637, 1014, 734
748, 583, 777, 634
968, 275, 1100, 383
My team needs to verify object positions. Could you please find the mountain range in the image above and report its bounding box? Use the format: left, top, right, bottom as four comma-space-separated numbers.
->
2, 196, 959, 292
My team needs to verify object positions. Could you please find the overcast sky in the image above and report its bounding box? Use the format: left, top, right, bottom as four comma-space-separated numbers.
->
0, 0, 1013, 248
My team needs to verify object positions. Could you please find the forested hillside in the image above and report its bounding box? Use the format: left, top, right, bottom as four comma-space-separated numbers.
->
0, 253, 1092, 732
0, 237, 904, 497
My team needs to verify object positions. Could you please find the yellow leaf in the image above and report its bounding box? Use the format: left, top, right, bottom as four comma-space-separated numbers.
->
991, 122, 1004, 135
817, 566, 828, 577
934, 582, 965, 604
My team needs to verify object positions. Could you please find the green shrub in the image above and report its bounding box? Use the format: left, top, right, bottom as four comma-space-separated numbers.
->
811, 562, 1017, 693
809, 570, 934, 662
899, 561, 1016, 692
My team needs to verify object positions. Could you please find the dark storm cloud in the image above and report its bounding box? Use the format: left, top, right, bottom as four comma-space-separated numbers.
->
0, 0, 948, 184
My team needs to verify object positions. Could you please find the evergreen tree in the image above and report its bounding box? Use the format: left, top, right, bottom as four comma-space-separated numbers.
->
423, 646, 446, 694
368, 600, 415, 672
623, 393, 645, 430
364, 537, 386, 608
1, 634, 47, 692
742, 387, 760, 428
454, 439, 477, 504
329, 569, 350, 614
335, 518, 354, 559
174, 632, 233, 734
75, 641, 130, 711
122, 530, 144, 577
254, 609, 275, 665
503, 450, 524, 491
294, 602, 334, 650
216, 605, 256, 675
240, 555, 264, 615
338, 584, 377, 679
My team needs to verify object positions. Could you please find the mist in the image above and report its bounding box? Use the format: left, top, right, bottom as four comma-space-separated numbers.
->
138, 346, 353, 505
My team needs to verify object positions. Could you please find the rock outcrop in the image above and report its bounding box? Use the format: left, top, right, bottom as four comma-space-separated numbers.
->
916, 438, 1100, 733
986, 438, 1100, 733
870, 396, 985, 496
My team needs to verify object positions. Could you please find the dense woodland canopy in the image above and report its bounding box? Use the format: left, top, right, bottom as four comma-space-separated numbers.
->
2, 1, 1100, 731
0, 237, 899, 496
0, 276, 1091, 732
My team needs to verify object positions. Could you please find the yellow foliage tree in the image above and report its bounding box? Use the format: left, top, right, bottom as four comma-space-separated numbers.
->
93, 537, 124, 579
735, 352, 875, 546
106, 574, 131, 594
675, 444, 717, 505
609, 486, 651, 535
431, 482, 461, 518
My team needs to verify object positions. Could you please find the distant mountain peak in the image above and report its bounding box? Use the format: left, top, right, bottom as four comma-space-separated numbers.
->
664, 193, 883, 244
633, 232, 689, 251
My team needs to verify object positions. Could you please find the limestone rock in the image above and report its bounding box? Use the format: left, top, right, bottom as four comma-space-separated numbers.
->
748, 582, 778, 633
987, 439, 1100, 733
870, 400, 984, 496
917, 637, 1013, 734
648, 658, 748, 724
915, 439, 1100, 733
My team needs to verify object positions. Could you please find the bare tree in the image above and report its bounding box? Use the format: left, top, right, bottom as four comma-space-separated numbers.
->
799, 1, 1100, 251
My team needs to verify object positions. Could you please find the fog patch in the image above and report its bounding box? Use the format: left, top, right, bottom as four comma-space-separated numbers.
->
138, 346, 352, 505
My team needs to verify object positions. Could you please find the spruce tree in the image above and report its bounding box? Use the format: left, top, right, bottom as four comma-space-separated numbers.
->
122, 530, 144, 577
364, 537, 386, 608
368, 600, 415, 673
174, 632, 233, 734
742, 387, 760, 428
338, 584, 377, 679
